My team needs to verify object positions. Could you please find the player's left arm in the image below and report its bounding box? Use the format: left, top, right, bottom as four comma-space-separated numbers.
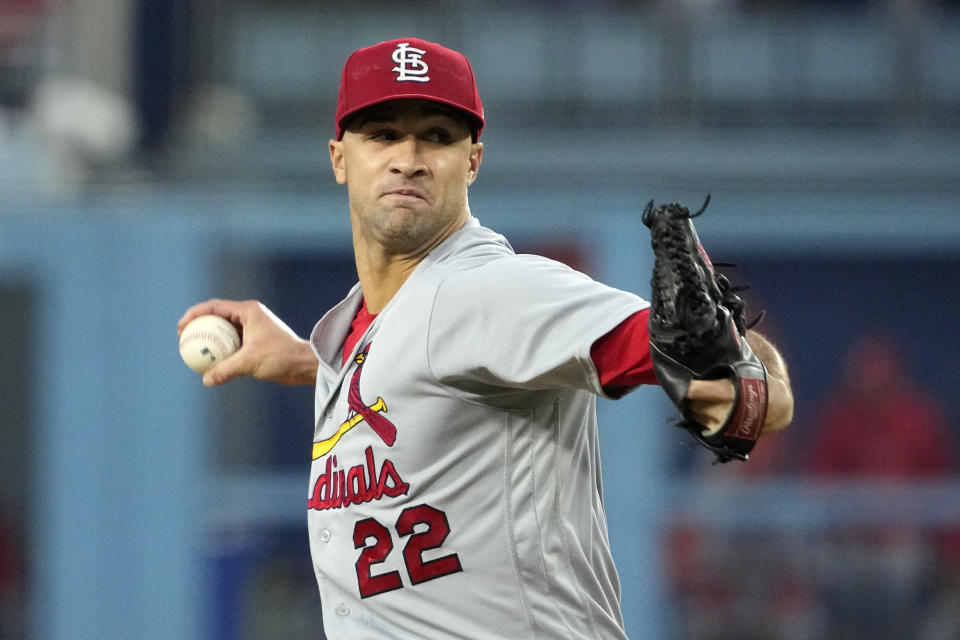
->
685, 330, 793, 434
591, 311, 793, 435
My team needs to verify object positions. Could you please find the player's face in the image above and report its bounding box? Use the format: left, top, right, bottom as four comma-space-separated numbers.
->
330, 100, 483, 256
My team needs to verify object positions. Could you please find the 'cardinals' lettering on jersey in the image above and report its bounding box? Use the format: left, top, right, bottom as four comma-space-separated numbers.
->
307, 218, 647, 639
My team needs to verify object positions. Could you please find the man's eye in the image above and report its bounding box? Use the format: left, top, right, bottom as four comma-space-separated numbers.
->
423, 129, 453, 145
369, 129, 398, 141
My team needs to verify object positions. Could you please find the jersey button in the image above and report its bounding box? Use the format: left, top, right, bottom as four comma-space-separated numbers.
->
335, 603, 350, 617
319, 528, 332, 543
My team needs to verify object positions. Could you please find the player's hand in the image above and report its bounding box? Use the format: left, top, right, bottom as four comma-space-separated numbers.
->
177, 299, 319, 387
686, 334, 795, 435
685, 379, 735, 435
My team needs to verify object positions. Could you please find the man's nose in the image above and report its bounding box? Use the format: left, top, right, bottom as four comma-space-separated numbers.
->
389, 136, 428, 177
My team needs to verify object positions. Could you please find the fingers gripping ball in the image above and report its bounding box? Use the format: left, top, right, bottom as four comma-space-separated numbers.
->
179, 315, 241, 374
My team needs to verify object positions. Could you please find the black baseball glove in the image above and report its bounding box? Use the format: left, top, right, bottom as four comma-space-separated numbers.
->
642, 196, 768, 463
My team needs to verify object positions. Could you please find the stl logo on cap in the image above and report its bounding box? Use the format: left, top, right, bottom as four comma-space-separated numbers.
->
391, 42, 430, 83
335, 38, 484, 140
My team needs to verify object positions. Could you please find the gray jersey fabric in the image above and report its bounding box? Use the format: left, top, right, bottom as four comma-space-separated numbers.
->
308, 217, 648, 639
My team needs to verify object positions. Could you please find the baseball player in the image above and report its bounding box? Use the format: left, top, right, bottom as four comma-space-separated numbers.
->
179, 38, 794, 639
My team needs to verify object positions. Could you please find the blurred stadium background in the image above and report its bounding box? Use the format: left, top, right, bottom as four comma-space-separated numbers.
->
2, 1, 959, 638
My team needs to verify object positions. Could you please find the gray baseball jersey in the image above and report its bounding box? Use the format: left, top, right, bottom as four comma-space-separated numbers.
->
307, 217, 648, 639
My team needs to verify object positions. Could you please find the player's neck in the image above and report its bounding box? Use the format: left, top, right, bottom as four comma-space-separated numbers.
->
351, 211, 470, 313
352, 244, 422, 314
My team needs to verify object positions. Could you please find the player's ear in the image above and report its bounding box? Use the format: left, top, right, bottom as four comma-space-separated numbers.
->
466, 142, 483, 186
329, 139, 347, 185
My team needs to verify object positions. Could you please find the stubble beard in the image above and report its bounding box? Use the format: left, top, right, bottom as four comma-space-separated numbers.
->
365, 204, 444, 256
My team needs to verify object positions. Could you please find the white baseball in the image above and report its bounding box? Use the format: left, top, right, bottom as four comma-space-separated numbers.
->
179, 314, 241, 374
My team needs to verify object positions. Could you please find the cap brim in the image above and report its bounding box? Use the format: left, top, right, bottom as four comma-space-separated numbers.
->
337, 94, 484, 140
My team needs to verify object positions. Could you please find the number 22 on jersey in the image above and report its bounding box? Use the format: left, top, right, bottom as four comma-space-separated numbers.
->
353, 503, 463, 598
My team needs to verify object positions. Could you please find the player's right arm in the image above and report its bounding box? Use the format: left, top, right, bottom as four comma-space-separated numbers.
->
177, 299, 319, 387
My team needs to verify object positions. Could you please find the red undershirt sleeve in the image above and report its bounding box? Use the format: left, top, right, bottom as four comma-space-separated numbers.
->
589, 308, 659, 398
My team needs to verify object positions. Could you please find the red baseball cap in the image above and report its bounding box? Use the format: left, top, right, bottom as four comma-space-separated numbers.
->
335, 38, 484, 141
